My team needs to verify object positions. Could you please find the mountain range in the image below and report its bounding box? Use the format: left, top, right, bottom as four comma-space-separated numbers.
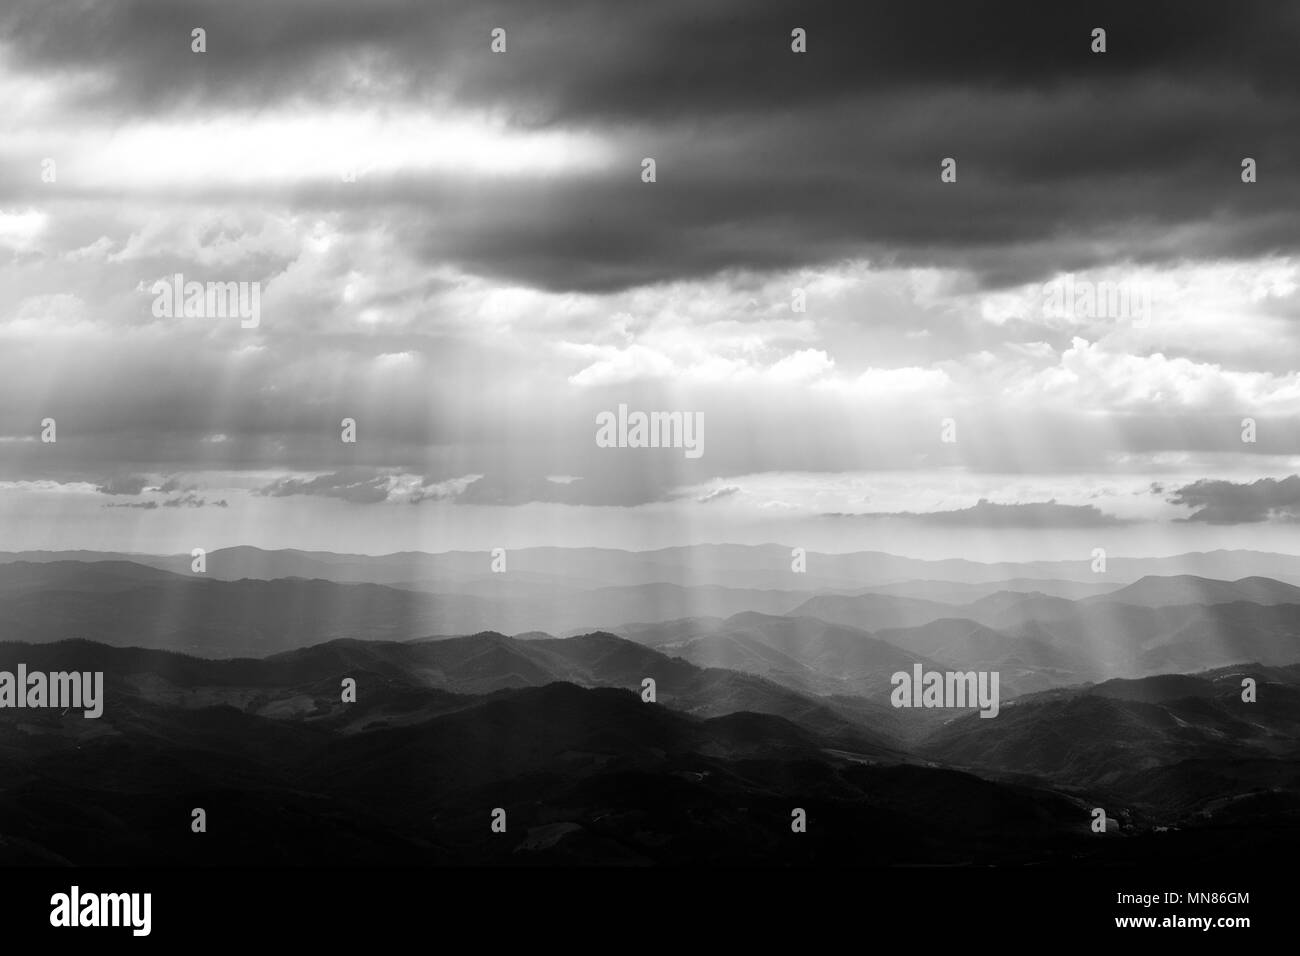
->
0, 546, 1297, 865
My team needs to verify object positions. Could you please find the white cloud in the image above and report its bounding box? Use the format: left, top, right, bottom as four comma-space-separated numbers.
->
1007, 337, 1300, 411
0, 208, 47, 253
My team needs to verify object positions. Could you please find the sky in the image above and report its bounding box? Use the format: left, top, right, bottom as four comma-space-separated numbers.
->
1, 0, 1298, 558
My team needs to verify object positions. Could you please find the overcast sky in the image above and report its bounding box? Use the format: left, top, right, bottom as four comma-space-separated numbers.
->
1, 0, 1298, 558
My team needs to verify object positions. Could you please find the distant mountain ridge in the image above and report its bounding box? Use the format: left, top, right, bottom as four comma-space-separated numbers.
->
1086, 574, 1300, 608
6, 545, 1300, 588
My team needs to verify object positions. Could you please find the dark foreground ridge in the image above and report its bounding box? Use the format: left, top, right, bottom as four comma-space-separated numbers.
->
1, 636, 1296, 866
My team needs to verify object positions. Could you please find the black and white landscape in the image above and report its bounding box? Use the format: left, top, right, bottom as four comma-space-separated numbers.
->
1, 0, 1298, 876
0, 546, 1297, 866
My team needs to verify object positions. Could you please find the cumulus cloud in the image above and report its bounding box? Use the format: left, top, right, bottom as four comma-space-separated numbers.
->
1006, 338, 1300, 411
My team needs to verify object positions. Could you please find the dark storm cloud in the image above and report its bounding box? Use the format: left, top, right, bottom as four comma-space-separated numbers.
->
1169, 475, 1300, 523
825, 499, 1126, 527
366, 93, 1297, 295
4, 0, 1298, 292
6, 1, 1296, 119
